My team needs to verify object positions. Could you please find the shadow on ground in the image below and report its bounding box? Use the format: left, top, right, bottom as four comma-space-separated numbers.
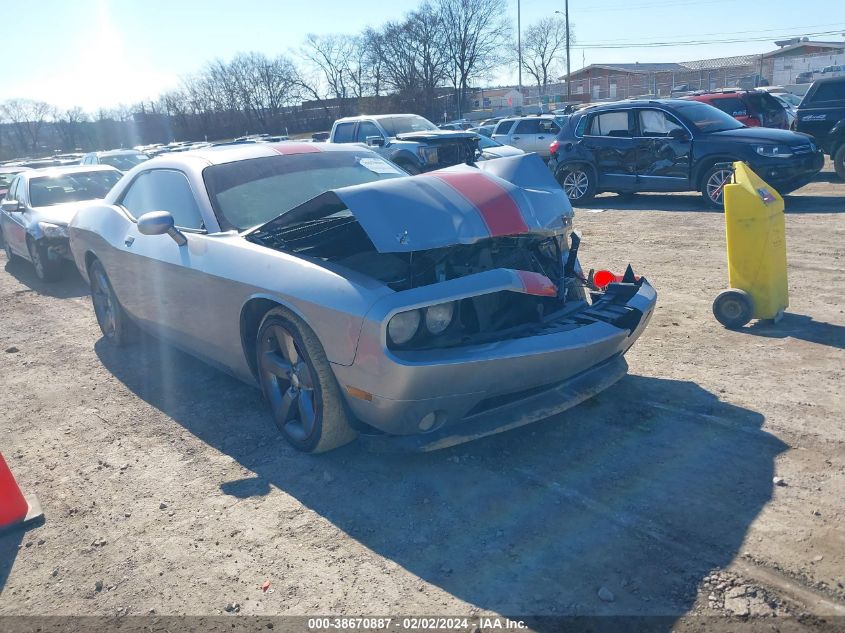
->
745, 313, 845, 350
2, 256, 88, 299
579, 190, 843, 214
0, 530, 24, 597
95, 336, 786, 627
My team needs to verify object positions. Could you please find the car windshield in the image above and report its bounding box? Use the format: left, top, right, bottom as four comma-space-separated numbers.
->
476, 135, 502, 149
0, 172, 21, 189
99, 153, 149, 171
773, 93, 801, 107
674, 102, 745, 133
377, 115, 438, 136
29, 171, 122, 207
203, 151, 406, 231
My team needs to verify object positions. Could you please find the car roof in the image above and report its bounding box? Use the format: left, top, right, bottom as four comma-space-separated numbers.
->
335, 113, 425, 123
0, 166, 33, 173
812, 76, 845, 84
22, 164, 121, 179
141, 141, 380, 168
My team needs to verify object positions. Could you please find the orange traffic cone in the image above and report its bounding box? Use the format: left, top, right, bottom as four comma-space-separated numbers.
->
0, 452, 43, 534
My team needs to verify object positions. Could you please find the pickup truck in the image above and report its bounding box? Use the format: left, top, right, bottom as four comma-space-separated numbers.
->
328, 114, 478, 174
796, 77, 845, 179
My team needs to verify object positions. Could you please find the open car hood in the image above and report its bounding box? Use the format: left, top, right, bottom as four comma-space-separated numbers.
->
251, 153, 573, 254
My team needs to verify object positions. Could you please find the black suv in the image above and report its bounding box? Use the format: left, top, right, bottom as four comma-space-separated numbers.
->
795, 77, 845, 180
548, 99, 824, 207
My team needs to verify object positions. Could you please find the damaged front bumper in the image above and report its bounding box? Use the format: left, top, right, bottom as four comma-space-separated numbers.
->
332, 274, 656, 448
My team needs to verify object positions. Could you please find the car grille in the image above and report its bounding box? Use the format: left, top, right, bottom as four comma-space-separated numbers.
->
432, 141, 474, 168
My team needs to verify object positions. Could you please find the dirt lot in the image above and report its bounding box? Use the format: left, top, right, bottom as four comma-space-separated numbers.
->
0, 163, 843, 629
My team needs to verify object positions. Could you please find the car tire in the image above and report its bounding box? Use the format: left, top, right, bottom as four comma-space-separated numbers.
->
834, 145, 845, 181
712, 288, 755, 329
557, 164, 596, 204
88, 259, 133, 347
256, 307, 357, 453
701, 165, 734, 210
27, 237, 61, 281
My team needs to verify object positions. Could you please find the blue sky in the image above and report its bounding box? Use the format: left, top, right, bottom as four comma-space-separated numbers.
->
2, 0, 843, 111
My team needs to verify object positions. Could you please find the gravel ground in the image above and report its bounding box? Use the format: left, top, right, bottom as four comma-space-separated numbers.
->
0, 163, 843, 629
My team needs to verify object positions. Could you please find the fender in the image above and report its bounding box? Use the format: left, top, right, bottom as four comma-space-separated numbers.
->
828, 118, 845, 154
386, 147, 422, 170
692, 154, 741, 187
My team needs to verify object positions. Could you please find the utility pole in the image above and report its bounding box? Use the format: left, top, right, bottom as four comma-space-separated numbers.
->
565, 0, 570, 100
555, 1, 571, 100
517, 0, 522, 97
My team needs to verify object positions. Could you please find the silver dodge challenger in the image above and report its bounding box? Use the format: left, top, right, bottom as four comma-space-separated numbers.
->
68, 143, 656, 453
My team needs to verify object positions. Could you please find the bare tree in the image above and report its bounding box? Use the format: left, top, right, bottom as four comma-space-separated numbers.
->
301, 34, 356, 101
522, 16, 571, 96
55, 107, 88, 151
437, 0, 512, 117
0, 99, 56, 153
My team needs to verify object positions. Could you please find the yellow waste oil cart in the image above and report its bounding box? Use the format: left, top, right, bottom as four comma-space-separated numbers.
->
713, 162, 788, 329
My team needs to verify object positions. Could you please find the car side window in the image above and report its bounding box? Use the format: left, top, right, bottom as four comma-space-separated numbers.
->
493, 120, 514, 135
356, 121, 382, 143
514, 119, 543, 134
120, 170, 204, 230
638, 110, 684, 137
587, 111, 631, 137
543, 120, 561, 134
333, 123, 356, 143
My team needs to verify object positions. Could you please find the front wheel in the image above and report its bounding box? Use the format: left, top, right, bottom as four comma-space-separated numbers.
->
557, 165, 596, 204
256, 308, 357, 453
701, 165, 733, 210
27, 238, 61, 281
89, 259, 133, 346
834, 145, 845, 181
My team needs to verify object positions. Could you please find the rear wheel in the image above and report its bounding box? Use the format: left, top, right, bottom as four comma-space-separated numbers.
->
713, 289, 754, 329
557, 164, 596, 204
89, 259, 133, 346
27, 238, 61, 281
701, 165, 733, 209
834, 145, 845, 181
256, 308, 357, 453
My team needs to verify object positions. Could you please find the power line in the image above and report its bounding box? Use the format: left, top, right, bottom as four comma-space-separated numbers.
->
577, 30, 845, 49
582, 22, 845, 43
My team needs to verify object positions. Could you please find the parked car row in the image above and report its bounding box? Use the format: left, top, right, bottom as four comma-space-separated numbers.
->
0, 140, 657, 454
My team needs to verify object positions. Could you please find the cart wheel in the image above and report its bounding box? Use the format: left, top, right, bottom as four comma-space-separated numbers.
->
712, 289, 755, 329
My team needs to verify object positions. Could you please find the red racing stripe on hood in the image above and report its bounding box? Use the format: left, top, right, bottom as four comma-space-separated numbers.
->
515, 270, 558, 297
270, 143, 321, 155
429, 171, 529, 237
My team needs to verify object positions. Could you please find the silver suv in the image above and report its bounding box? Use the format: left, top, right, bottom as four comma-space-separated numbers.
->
491, 115, 562, 158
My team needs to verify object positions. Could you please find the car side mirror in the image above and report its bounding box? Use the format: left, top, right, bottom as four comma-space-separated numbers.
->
137, 211, 187, 246
1, 200, 22, 212
365, 135, 385, 147
669, 128, 690, 141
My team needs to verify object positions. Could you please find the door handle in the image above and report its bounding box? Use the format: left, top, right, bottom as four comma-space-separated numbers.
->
124, 236, 135, 247
538, 136, 545, 139
512, 136, 521, 140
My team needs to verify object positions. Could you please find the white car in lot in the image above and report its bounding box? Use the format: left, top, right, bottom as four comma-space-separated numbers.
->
492, 115, 562, 159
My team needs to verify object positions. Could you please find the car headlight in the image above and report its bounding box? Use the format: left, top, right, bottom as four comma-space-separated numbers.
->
387, 309, 421, 345
424, 302, 455, 335
755, 145, 793, 158
37, 221, 69, 238
417, 146, 438, 164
